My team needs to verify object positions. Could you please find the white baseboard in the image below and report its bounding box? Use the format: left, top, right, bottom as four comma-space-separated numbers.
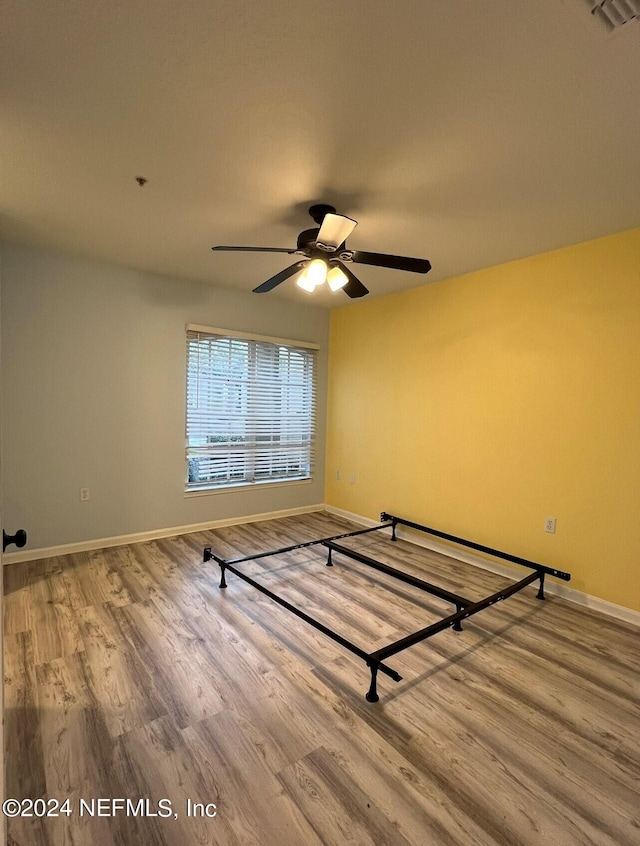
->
5, 502, 638, 628
324, 505, 640, 628
2, 504, 326, 565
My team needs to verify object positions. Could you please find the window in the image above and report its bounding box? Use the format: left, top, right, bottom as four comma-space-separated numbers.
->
185, 325, 318, 491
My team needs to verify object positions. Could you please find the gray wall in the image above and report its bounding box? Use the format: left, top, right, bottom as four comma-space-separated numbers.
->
1, 243, 329, 550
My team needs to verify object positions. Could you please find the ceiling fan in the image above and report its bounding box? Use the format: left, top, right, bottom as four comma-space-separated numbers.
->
212, 203, 432, 298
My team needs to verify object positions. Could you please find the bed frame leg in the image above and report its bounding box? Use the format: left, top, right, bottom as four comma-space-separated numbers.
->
219, 566, 227, 589
365, 663, 380, 702
453, 605, 464, 632
326, 548, 333, 567
391, 520, 398, 542
536, 572, 545, 601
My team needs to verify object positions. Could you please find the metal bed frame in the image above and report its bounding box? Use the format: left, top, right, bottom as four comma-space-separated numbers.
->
203, 512, 571, 702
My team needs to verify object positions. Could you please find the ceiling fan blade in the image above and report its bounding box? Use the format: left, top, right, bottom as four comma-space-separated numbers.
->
351, 250, 431, 274
212, 245, 295, 253
316, 213, 357, 251
333, 261, 369, 298
253, 261, 308, 293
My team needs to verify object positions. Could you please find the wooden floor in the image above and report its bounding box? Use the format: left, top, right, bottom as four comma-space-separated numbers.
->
4, 511, 639, 845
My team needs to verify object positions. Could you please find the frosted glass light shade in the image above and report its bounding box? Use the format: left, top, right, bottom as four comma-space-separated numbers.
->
327, 266, 348, 292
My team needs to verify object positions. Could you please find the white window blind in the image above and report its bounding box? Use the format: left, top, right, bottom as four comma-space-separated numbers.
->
186, 327, 317, 490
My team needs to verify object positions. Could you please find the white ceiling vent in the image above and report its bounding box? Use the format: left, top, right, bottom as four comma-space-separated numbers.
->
582, 0, 640, 31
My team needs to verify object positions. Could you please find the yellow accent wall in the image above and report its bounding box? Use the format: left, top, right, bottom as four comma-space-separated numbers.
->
325, 228, 640, 611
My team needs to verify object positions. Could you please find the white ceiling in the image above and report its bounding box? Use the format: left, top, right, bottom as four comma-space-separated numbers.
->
1, 1, 639, 307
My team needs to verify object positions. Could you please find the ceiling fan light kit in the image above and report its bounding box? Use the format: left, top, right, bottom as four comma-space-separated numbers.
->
212, 204, 431, 298
295, 260, 349, 294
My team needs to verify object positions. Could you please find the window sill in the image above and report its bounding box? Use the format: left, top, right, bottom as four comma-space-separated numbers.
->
184, 477, 313, 498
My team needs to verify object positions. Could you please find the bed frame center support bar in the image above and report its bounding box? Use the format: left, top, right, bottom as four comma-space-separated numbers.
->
322, 541, 473, 628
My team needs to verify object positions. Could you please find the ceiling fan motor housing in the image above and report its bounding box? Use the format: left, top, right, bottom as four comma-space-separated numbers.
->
308, 203, 336, 224
297, 228, 321, 251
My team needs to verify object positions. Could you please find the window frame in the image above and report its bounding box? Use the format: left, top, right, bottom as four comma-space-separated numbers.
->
185, 324, 319, 494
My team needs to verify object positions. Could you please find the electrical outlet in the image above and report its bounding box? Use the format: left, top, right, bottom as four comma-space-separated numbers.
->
544, 517, 556, 534
335, 469, 340, 480
80, 488, 90, 502
349, 474, 356, 485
